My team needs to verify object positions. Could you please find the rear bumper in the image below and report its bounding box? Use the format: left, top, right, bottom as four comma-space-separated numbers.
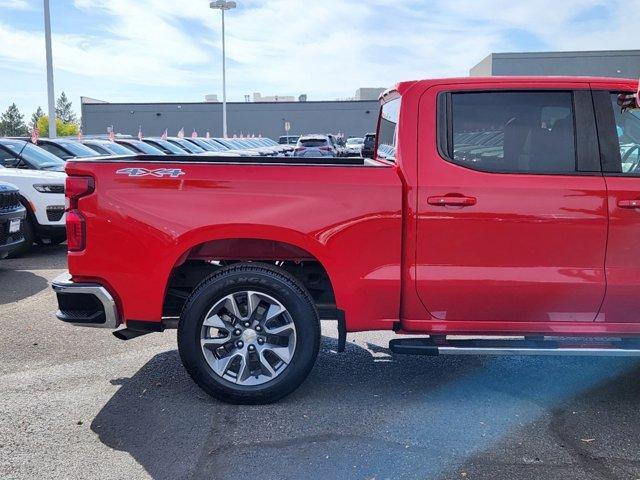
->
51, 273, 120, 329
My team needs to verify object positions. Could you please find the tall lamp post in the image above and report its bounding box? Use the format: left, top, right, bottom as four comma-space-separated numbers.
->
209, 0, 236, 138
43, 0, 56, 138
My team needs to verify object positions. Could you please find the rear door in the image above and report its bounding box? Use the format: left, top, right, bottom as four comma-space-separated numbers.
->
593, 89, 640, 323
415, 83, 608, 323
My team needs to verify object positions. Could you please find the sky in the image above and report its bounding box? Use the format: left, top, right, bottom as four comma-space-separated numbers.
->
0, 0, 638, 120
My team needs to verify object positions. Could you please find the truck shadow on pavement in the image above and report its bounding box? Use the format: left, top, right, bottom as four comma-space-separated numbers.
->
91, 336, 640, 480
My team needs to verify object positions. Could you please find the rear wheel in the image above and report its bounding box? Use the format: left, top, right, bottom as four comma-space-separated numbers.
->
178, 263, 320, 404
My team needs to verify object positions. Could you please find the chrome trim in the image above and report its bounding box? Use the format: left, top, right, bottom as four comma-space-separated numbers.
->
436, 347, 640, 357
51, 272, 120, 329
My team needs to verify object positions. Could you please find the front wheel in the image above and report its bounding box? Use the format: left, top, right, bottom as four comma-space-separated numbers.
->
178, 263, 320, 404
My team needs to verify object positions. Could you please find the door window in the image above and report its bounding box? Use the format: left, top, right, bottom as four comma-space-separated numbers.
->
442, 91, 577, 174
610, 93, 640, 175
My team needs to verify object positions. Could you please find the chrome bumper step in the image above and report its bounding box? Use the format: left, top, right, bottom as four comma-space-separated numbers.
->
389, 337, 640, 357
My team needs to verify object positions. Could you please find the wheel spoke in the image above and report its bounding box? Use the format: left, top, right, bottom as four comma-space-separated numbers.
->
201, 336, 230, 347
224, 294, 242, 319
236, 354, 250, 383
211, 352, 241, 377
203, 313, 227, 329
258, 350, 277, 377
264, 323, 294, 335
265, 346, 292, 364
265, 303, 285, 321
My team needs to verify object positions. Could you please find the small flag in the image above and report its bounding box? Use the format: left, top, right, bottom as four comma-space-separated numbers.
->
191, 130, 198, 138
77, 128, 84, 141
30, 127, 39, 145
161, 129, 168, 140
206, 131, 210, 139
178, 128, 184, 139
108, 129, 115, 142
258, 133, 262, 138
240, 132, 244, 139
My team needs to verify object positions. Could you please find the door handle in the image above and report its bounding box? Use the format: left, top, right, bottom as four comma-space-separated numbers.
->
427, 195, 477, 207
618, 199, 640, 209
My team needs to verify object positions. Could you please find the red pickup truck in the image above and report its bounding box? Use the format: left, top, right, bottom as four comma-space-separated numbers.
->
53, 76, 640, 404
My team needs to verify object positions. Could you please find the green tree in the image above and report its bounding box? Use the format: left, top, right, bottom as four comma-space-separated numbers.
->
0, 103, 28, 136
37, 116, 79, 137
55, 92, 77, 124
30, 106, 44, 129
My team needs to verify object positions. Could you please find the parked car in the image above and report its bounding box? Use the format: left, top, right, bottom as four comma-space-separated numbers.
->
345, 137, 364, 155
293, 135, 337, 157
183, 138, 240, 157
207, 138, 261, 157
32, 138, 101, 160
0, 181, 27, 258
278, 135, 299, 145
0, 138, 65, 171
0, 165, 65, 256
52, 76, 640, 405
361, 133, 376, 158
142, 138, 189, 155
80, 139, 134, 156
115, 139, 166, 155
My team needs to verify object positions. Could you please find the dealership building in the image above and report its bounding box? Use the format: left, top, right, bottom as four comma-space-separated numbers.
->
81, 89, 384, 140
81, 50, 640, 139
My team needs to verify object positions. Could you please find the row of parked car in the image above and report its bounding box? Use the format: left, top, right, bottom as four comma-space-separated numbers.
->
0, 132, 380, 259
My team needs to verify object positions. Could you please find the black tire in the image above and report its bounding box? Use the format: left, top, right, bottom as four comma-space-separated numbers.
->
6, 217, 34, 258
178, 262, 320, 404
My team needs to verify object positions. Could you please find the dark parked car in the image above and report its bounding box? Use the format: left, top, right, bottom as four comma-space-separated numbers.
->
0, 139, 65, 171
115, 139, 166, 155
33, 138, 101, 160
0, 181, 26, 259
143, 138, 192, 155
80, 139, 134, 156
361, 133, 376, 158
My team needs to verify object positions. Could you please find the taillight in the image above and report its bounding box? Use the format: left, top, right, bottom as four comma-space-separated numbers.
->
294, 147, 305, 152
65, 176, 95, 209
65, 176, 94, 252
319, 146, 332, 151
66, 209, 86, 251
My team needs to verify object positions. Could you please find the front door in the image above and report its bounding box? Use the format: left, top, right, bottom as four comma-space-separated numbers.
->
415, 85, 608, 323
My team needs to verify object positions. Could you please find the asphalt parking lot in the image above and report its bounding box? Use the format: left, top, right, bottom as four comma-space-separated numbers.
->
1, 247, 639, 480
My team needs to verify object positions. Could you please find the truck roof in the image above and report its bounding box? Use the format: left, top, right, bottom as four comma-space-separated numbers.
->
384, 76, 639, 101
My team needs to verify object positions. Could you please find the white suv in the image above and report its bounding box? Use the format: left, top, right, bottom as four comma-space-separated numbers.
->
0, 138, 67, 255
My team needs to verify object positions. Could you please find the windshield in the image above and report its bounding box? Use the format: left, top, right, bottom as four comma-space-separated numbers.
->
124, 140, 165, 155
174, 139, 204, 153
148, 139, 185, 154
346, 138, 364, 145
189, 139, 215, 151
1, 140, 65, 169
102, 142, 135, 155
55, 141, 101, 157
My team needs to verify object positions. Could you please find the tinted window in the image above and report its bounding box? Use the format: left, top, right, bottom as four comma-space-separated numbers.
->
299, 139, 328, 147
378, 97, 399, 162
54, 141, 100, 157
39, 143, 69, 159
445, 91, 576, 174
610, 93, 640, 175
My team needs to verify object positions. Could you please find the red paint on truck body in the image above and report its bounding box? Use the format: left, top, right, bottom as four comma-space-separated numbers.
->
65, 76, 640, 336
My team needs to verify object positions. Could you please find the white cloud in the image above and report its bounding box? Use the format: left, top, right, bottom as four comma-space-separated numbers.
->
0, 0, 33, 10
0, 0, 639, 114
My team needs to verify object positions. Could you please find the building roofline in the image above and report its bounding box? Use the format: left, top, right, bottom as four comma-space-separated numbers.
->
490, 49, 640, 59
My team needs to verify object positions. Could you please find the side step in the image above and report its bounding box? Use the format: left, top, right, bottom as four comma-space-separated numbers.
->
389, 337, 640, 357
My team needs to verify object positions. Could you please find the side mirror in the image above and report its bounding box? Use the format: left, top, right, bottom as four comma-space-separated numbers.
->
3, 157, 19, 168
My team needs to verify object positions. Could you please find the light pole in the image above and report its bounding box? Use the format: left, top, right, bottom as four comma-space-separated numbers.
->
209, 0, 236, 138
43, 0, 56, 138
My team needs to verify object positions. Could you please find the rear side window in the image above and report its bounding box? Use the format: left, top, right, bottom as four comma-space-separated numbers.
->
441, 91, 577, 174
610, 93, 640, 175
300, 139, 328, 147
378, 97, 400, 162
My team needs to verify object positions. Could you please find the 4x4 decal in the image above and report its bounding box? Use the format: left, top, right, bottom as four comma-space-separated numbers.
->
116, 168, 185, 178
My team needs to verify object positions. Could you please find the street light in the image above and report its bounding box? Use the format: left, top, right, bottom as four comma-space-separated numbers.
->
43, 0, 56, 138
209, 0, 236, 138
